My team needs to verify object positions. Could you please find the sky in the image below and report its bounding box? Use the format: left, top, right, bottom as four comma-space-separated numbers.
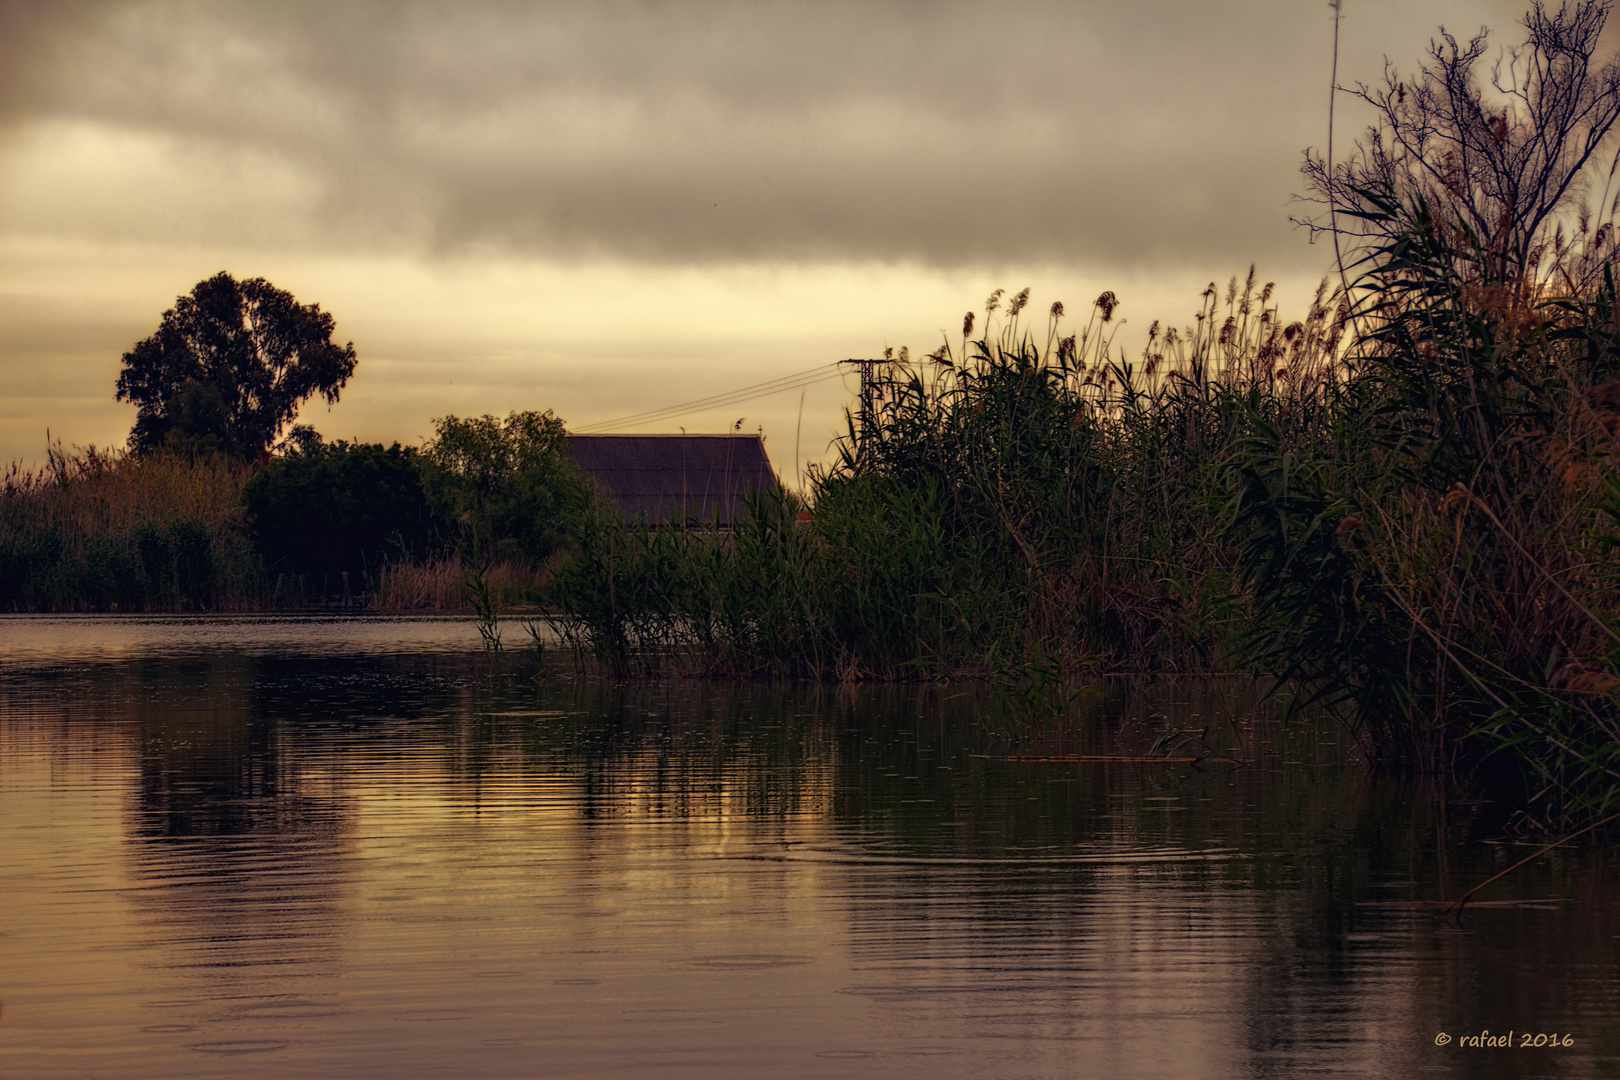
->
0, 0, 1541, 481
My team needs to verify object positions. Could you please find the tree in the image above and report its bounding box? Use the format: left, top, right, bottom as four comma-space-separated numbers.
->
421, 410, 589, 563
1302, 0, 1620, 292
115, 273, 358, 457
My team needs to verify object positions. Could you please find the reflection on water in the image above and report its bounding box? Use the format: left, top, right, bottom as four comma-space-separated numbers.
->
0, 612, 506, 667
1, 617, 1618, 1078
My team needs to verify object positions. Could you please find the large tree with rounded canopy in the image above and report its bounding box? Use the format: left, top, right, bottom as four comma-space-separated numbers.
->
116, 272, 358, 458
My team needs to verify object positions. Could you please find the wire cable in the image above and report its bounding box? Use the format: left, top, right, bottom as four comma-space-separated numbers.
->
576, 363, 839, 430
572, 363, 847, 433
573, 370, 843, 433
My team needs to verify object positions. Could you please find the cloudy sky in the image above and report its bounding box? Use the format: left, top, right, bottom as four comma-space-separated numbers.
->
0, 0, 1537, 477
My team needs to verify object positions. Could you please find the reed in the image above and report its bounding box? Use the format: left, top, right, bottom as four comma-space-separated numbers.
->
546, 275, 1346, 681
545, 0, 1620, 815
544, 248, 1620, 816
0, 443, 264, 610
1232, 188, 1620, 810
369, 557, 546, 614
370, 557, 466, 610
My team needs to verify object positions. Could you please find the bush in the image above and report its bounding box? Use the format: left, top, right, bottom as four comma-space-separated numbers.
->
243, 439, 432, 585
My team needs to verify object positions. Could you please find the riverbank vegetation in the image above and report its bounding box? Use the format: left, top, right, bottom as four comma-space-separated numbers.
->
545, 239, 1620, 807
0, 410, 582, 613
546, 278, 1344, 680
0, 443, 263, 611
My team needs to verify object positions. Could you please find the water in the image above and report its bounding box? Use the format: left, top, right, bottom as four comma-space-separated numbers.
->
1, 615, 1617, 1078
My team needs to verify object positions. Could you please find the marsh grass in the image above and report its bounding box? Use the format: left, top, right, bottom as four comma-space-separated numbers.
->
2, 426, 561, 614
0, 443, 264, 610
1232, 189, 1620, 810
368, 557, 544, 612
546, 274, 1348, 682
370, 557, 463, 610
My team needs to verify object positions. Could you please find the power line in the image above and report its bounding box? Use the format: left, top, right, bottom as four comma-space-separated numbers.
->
573, 362, 847, 433
578, 363, 840, 430
573, 369, 843, 433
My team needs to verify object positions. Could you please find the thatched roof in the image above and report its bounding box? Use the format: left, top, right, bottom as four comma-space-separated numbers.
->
565, 434, 778, 527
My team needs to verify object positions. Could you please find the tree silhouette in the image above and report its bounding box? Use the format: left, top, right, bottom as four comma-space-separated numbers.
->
116, 273, 358, 457
1300, 0, 1620, 292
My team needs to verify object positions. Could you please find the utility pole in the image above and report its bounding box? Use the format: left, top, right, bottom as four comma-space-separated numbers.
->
841, 358, 883, 432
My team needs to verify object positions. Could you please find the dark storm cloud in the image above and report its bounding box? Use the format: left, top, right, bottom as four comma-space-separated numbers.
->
0, 0, 1531, 269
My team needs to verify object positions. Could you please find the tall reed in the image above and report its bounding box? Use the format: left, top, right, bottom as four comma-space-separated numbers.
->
546, 248, 1620, 816
547, 276, 1346, 681
0, 443, 264, 610
1232, 187, 1620, 809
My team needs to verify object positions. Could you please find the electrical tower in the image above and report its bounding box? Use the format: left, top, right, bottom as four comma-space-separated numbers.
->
841, 358, 884, 430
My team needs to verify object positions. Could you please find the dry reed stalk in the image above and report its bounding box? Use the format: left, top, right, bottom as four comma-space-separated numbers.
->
3, 446, 254, 541
370, 558, 547, 611
371, 559, 465, 610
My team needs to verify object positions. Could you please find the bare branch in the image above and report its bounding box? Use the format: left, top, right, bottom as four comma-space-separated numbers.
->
1299, 1, 1620, 294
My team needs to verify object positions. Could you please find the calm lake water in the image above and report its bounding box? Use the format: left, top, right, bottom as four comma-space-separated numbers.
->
1, 615, 1617, 1079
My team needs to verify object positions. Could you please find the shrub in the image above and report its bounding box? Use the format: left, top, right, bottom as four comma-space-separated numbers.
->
243, 439, 432, 585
